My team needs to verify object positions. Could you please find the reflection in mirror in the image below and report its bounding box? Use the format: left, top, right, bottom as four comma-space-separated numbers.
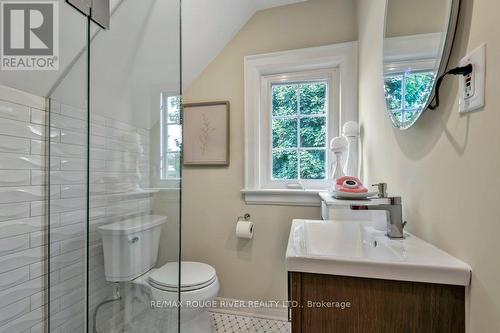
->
383, 0, 460, 129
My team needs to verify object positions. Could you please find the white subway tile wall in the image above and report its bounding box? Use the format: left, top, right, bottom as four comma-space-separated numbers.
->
0, 85, 153, 333
0, 86, 48, 333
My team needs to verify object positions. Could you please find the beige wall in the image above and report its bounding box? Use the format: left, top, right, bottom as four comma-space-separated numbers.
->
385, 0, 448, 37
358, 0, 500, 331
181, 0, 357, 301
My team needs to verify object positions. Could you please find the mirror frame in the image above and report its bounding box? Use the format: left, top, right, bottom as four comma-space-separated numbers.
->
383, 0, 461, 130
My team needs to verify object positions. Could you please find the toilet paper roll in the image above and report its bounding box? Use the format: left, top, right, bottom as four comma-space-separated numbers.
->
236, 221, 254, 239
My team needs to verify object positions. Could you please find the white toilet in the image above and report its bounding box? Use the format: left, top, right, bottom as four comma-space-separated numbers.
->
98, 215, 219, 332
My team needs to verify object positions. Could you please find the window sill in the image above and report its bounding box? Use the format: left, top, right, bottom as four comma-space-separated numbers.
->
241, 189, 327, 207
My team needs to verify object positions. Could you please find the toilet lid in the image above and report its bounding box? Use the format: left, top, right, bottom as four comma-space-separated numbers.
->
149, 261, 216, 292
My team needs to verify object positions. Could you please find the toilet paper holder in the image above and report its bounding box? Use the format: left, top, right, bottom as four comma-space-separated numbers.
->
236, 213, 251, 223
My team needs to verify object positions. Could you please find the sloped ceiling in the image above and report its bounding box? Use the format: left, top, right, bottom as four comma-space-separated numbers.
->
182, 0, 307, 87
0, 0, 306, 98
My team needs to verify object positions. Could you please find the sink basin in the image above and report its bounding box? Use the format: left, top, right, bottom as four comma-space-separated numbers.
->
286, 219, 471, 285
304, 221, 402, 260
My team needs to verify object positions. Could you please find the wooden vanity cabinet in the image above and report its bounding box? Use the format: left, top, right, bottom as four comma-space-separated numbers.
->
288, 272, 465, 333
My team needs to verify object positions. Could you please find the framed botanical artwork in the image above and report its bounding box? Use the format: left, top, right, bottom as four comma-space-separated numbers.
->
183, 101, 230, 166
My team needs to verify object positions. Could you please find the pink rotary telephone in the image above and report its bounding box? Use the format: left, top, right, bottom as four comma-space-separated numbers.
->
334, 176, 368, 193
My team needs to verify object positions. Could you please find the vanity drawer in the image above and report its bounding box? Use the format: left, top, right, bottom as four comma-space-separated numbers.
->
288, 272, 465, 333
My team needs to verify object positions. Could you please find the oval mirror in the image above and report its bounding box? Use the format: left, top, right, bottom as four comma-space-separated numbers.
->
383, 0, 461, 129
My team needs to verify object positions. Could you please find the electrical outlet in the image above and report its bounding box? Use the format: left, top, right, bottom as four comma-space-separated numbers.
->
459, 44, 486, 113
463, 68, 474, 99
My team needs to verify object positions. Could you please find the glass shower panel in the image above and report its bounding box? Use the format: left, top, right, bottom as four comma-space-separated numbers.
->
88, 1, 181, 332
0, 0, 88, 328
48, 5, 89, 333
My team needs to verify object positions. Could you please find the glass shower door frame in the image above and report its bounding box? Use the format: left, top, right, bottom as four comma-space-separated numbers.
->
49, 1, 183, 331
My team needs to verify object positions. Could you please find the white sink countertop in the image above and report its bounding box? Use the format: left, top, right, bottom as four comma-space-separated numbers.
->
319, 192, 390, 206
286, 219, 471, 286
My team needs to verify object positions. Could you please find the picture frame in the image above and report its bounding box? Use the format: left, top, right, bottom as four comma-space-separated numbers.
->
183, 101, 230, 166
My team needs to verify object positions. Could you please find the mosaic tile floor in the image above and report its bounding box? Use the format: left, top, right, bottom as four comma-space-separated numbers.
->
209, 312, 291, 333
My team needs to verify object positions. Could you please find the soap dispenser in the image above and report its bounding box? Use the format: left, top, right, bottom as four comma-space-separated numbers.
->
342, 121, 359, 177
330, 136, 348, 180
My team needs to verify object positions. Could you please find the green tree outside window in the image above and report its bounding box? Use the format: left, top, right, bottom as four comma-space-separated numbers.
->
384, 71, 434, 128
271, 82, 328, 181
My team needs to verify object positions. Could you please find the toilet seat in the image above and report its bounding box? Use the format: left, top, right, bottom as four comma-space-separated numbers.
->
148, 261, 217, 292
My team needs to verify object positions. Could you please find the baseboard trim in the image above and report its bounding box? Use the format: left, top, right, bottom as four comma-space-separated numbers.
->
208, 297, 289, 322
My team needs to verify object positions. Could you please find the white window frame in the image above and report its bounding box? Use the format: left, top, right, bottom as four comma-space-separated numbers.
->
383, 33, 443, 65
384, 33, 442, 77
242, 42, 358, 206
262, 69, 337, 190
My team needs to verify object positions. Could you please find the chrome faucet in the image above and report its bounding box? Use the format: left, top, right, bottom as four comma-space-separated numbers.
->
350, 183, 407, 239
365, 196, 407, 239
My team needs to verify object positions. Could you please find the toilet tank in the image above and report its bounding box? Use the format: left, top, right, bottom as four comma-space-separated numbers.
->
98, 215, 167, 282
